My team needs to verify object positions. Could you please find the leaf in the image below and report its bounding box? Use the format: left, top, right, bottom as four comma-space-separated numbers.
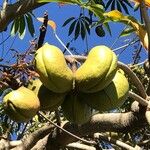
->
18, 16, 26, 39
119, 0, 129, 14
10, 18, 19, 36
83, 19, 90, 35
80, 21, 86, 40
120, 27, 135, 37
84, 4, 104, 19
116, 1, 122, 12
123, 0, 133, 8
37, 18, 56, 30
48, 20, 56, 30
25, 13, 35, 37
104, 10, 126, 21
68, 20, 76, 36
103, 22, 112, 36
74, 21, 80, 40
62, 17, 75, 27
105, 0, 113, 10
111, 0, 116, 10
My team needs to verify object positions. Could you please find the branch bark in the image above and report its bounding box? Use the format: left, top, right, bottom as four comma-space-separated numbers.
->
0, 0, 47, 32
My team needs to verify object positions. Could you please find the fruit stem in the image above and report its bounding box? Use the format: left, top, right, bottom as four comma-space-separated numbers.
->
128, 91, 148, 107
54, 31, 74, 56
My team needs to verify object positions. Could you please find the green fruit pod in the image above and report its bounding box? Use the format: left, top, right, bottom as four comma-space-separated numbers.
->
28, 79, 66, 111
81, 70, 129, 111
2, 87, 40, 122
75, 45, 117, 93
34, 43, 73, 93
61, 91, 92, 124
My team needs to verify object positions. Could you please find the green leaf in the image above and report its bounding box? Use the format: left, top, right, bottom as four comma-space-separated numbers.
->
68, 20, 76, 36
74, 21, 80, 40
105, 0, 113, 10
62, 17, 75, 27
119, 0, 129, 14
10, 18, 19, 36
120, 27, 136, 37
84, 4, 104, 19
122, 0, 133, 8
80, 21, 86, 40
111, 0, 116, 10
18, 16, 26, 39
116, 1, 122, 12
103, 22, 112, 36
25, 13, 35, 37
82, 18, 90, 35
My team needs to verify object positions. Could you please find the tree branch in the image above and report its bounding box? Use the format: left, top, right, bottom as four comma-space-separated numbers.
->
94, 133, 141, 150
0, 0, 47, 32
12, 124, 54, 150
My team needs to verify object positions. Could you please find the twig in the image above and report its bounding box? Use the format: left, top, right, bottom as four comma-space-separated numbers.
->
113, 40, 139, 52
37, 12, 48, 49
66, 142, 96, 150
94, 133, 141, 150
128, 91, 148, 107
54, 30, 74, 56
118, 61, 147, 99
39, 112, 97, 145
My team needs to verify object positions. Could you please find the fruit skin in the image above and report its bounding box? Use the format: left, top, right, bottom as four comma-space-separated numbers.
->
2, 86, 40, 122
61, 91, 92, 124
81, 70, 129, 111
75, 45, 117, 93
27, 79, 66, 111
34, 43, 73, 93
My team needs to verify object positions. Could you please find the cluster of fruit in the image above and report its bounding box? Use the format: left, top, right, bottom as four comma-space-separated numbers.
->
2, 43, 129, 124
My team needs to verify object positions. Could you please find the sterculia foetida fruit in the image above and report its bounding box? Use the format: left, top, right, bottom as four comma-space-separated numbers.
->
2, 86, 40, 122
27, 78, 66, 111
34, 43, 73, 93
75, 45, 117, 93
80, 70, 129, 111
61, 91, 92, 124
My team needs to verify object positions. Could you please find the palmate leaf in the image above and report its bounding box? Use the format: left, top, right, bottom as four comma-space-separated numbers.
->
10, 12, 35, 39
105, 0, 133, 14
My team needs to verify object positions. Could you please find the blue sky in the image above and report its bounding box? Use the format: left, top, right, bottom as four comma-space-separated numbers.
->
0, 2, 148, 64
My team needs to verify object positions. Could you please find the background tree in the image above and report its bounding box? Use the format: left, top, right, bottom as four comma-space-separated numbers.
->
0, 0, 150, 149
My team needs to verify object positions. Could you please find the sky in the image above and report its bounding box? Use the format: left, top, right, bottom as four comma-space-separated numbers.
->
0, 2, 148, 64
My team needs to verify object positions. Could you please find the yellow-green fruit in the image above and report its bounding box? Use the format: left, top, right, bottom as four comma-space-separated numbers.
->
75, 45, 117, 93
34, 43, 73, 93
81, 70, 129, 111
2, 87, 40, 122
61, 91, 92, 124
28, 79, 66, 111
